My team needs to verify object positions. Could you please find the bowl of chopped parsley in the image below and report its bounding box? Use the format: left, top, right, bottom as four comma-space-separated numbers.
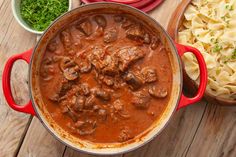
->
12, 0, 71, 34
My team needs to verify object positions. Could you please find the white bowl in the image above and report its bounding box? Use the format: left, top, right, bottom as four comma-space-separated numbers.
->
12, 0, 72, 34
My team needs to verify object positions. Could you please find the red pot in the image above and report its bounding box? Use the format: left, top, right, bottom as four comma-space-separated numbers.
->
2, 3, 207, 155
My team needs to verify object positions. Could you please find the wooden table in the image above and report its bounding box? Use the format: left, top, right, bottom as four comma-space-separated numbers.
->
0, 0, 236, 156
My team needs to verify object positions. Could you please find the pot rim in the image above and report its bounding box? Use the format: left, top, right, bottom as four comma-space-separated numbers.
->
28, 2, 183, 155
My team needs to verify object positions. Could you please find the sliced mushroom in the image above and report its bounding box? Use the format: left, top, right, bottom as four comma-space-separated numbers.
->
76, 19, 92, 36
77, 120, 97, 135
60, 57, 76, 71
94, 88, 111, 101
63, 67, 79, 81
118, 110, 130, 119
148, 86, 168, 98
141, 67, 157, 83
49, 93, 59, 102
94, 15, 107, 28
124, 72, 142, 90
78, 129, 96, 136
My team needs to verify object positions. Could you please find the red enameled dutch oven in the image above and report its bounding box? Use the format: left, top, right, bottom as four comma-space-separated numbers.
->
2, 3, 207, 155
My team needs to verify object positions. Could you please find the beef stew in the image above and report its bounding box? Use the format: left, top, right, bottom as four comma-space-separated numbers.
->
39, 13, 172, 143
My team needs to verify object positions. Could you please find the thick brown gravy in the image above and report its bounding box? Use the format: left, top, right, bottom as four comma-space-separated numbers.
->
39, 13, 172, 143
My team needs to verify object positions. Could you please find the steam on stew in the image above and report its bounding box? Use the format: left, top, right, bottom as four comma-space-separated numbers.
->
40, 13, 172, 143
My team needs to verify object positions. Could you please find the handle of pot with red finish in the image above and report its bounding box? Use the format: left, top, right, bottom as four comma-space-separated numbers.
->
175, 43, 207, 110
2, 49, 36, 115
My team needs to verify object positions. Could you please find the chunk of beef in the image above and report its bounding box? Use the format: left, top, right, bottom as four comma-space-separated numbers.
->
123, 72, 142, 90
117, 46, 145, 71
113, 100, 130, 118
93, 88, 111, 101
131, 90, 150, 109
104, 28, 118, 43
78, 83, 90, 96
47, 40, 58, 52
121, 18, 133, 29
59, 81, 74, 96
48, 79, 73, 101
85, 95, 96, 109
141, 67, 157, 83
144, 33, 151, 44
58, 85, 81, 101
150, 36, 160, 50
148, 86, 168, 98
93, 105, 100, 111
102, 75, 114, 86
94, 15, 107, 28
77, 120, 97, 136
113, 99, 123, 111
73, 95, 86, 111
76, 19, 92, 36
87, 46, 105, 70
63, 106, 78, 122
101, 55, 119, 76
118, 127, 133, 142
126, 25, 144, 41
98, 109, 107, 121
60, 30, 75, 55
114, 15, 124, 22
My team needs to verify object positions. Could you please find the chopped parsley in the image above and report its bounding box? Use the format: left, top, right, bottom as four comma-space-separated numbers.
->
213, 44, 222, 52
20, 0, 69, 31
232, 49, 236, 59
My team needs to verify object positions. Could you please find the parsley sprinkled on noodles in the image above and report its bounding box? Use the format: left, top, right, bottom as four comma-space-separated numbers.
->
178, 0, 236, 99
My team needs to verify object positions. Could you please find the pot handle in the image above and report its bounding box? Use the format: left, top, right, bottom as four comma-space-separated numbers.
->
175, 43, 207, 110
2, 49, 36, 115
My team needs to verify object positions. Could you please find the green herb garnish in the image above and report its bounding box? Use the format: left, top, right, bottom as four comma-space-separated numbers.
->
213, 44, 222, 52
232, 49, 236, 59
20, 0, 69, 31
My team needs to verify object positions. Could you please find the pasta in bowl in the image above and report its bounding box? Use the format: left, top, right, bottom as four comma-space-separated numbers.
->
168, 0, 236, 105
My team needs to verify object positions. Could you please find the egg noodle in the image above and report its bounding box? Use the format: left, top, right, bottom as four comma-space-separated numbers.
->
178, 0, 236, 100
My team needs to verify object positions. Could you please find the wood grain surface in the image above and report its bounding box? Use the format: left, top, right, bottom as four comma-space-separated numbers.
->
0, 0, 235, 157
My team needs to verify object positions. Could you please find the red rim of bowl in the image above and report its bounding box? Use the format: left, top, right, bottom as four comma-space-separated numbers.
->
80, 0, 164, 12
